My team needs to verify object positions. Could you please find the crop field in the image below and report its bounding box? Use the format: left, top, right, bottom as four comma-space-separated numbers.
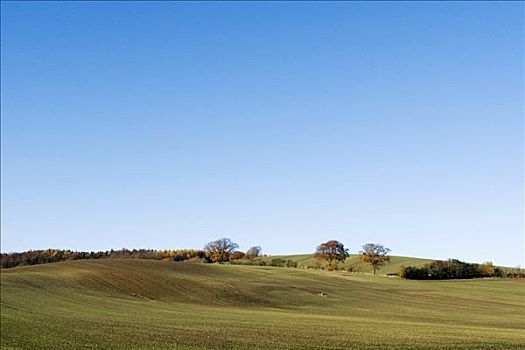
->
1, 259, 524, 349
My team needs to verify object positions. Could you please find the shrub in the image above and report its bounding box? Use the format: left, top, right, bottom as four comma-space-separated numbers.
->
269, 258, 286, 267
173, 254, 186, 262
325, 262, 338, 271
346, 265, 360, 273
285, 259, 298, 268
481, 262, 495, 277
398, 259, 524, 280
229, 251, 246, 260
397, 265, 407, 279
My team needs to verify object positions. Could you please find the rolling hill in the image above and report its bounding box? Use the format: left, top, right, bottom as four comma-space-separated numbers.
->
1, 258, 524, 349
260, 253, 433, 273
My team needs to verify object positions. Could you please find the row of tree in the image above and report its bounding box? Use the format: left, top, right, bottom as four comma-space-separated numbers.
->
230, 257, 298, 268
203, 238, 393, 274
398, 259, 525, 280
0, 239, 264, 269
0, 248, 209, 269
4, 239, 521, 280
314, 240, 391, 274
0, 238, 389, 272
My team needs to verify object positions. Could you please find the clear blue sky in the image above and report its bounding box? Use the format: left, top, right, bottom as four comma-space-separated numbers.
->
1, 2, 523, 266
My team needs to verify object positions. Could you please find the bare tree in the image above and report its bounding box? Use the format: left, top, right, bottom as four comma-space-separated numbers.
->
204, 238, 239, 263
245, 246, 262, 260
360, 243, 391, 274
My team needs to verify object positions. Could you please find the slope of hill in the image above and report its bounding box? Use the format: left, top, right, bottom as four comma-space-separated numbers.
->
261, 254, 432, 273
1, 259, 524, 349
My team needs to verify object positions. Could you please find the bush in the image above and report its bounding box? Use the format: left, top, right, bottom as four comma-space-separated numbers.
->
346, 265, 360, 273
173, 254, 185, 262
398, 259, 525, 280
269, 258, 286, 267
229, 258, 268, 267
397, 265, 407, 279
285, 259, 298, 268
229, 251, 246, 260
325, 262, 338, 271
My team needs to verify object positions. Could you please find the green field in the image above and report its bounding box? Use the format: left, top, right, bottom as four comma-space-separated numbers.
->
1, 259, 524, 349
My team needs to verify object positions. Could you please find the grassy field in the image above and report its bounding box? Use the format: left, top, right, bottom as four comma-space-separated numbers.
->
1, 259, 524, 349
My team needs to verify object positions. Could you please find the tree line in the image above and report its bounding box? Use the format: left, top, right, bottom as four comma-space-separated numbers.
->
0, 238, 390, 274
2, 238, 522, 280
0, 238, 261, 269
0, 248, 210, 269
398, 259, 525, 280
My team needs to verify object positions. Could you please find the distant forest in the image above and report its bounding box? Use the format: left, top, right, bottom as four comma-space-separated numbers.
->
0, 248, 210, 269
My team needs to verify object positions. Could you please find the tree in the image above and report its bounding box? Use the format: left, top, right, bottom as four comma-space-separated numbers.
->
315, 240, 349, 270
360, 243, 391, 274
204, 238, 239, 263
245, 246, 262, 260
481, 261, 495, 277
229, 251, 245, 260
397, 265, 407, 279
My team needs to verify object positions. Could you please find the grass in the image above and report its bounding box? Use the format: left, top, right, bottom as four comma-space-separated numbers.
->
1, 259, 524, 349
